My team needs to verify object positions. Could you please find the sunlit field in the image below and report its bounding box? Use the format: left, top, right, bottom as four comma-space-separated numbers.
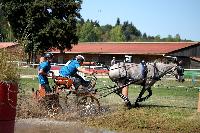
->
18, 68, 200, 133
84, 79, 200, 133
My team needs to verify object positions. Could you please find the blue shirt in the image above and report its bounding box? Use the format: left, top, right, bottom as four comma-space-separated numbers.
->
59, 59, 80, 77
38, 61, 51, 85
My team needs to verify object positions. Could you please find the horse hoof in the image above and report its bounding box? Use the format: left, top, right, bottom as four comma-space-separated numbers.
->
127, 105, 132, 110
123, 105, 132, 110
124, 102, 132, 110
126, 104, 132, 110
134, 102, 140, 108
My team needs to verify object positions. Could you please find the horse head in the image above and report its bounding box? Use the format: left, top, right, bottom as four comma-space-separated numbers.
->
163, 55, 185, 82
173, 61, 185, 82
164, 62, 184, 83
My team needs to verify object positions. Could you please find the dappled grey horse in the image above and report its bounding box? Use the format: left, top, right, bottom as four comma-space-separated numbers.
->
108, 61, 184, 107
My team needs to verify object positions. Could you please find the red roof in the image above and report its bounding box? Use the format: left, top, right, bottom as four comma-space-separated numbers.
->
55, 42, 198, 55
0, 42, 17, 49
1, 42, 199, 55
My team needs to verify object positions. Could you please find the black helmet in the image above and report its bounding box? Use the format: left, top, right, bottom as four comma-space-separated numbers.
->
76, 55, 85, 63
44, 53, 53, 58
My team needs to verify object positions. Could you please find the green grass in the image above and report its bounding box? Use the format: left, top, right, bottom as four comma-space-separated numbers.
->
83, 107, 200, 133
18, 77, 200, 133
84, 79, 200, 133
19, 77, 56, 95
19, 67, 38, 75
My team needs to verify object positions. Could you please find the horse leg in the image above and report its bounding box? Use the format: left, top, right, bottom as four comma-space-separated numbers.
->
115, 89, 132, 109
137, 87, 152, 102
135, 86, 147, 107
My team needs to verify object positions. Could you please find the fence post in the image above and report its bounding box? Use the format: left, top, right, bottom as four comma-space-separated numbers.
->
192, 74, 196, 84
198, 87, 200, 112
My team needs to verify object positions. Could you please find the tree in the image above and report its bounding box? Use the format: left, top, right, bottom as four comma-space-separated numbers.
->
115, 18, 120, 26
110, 25, 125, 42
166, 35, 173, 42
155, 35, 161, 41
142, 33, 147, 40
147, 35, 155, 41
0, 16, 6, 42
122, 21, 141, 41
1, 0, 82, 54
101, 24, 112, 41
78, 20, 98, 42
0, 6, 14, 42
174, 34, 181, 42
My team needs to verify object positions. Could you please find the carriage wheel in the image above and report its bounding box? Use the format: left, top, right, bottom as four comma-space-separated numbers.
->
77, 95, 100, 116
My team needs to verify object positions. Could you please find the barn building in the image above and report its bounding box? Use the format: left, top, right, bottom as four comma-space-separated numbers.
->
49, 42, 200, 69
1, 42, 200, 69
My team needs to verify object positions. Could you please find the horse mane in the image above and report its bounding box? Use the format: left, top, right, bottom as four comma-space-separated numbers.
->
147, 61, 176, 67
148, 61, 175, 64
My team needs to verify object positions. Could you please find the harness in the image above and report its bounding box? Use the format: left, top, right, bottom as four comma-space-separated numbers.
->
153, 62, 161, 80
151, 63, 180, 81
110, 62, 149, 86
141, 61, 148, 79
120, 62, 128, 78
108, 62, 128, 79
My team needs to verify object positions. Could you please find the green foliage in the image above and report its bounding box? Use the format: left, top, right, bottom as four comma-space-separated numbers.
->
0, 9, 15, 42
174, 34, 181, 42
76, 18, 192, 42
100, 24, 112, 41
1, 0, 82, 53
110, 25, 125, 42
122, 21, 141, 41
78, 20, 99, 42
115, 17, 120, 26
0, 49, 20, 83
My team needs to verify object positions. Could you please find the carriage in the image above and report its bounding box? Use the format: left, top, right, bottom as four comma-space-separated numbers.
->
32, 56, 185, 117
32, 74, 101, 117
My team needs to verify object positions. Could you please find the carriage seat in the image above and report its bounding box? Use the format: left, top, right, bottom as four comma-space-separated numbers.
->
54, 76, 73, 88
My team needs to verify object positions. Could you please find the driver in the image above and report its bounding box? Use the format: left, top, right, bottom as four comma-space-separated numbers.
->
59, 55, 94, 90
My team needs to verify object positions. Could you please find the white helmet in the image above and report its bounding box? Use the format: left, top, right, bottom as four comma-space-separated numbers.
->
76, 55, 85, 63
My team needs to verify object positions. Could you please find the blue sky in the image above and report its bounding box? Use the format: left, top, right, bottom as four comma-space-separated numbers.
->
80, 0, 200, 41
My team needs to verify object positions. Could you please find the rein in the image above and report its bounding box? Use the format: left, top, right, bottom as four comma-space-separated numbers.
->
149, 63, 177, 80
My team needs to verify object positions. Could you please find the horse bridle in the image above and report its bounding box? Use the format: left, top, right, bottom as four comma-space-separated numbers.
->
164, 65, 184, 79
151, 63, 183, 80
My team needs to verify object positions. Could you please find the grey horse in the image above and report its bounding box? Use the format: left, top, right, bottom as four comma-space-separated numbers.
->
108, 61, 184, 107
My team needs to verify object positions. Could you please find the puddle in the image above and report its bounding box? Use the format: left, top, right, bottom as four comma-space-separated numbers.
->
15, 118, 117, 133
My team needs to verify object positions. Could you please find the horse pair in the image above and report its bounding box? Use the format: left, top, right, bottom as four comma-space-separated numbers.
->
108, 60, 184, 108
